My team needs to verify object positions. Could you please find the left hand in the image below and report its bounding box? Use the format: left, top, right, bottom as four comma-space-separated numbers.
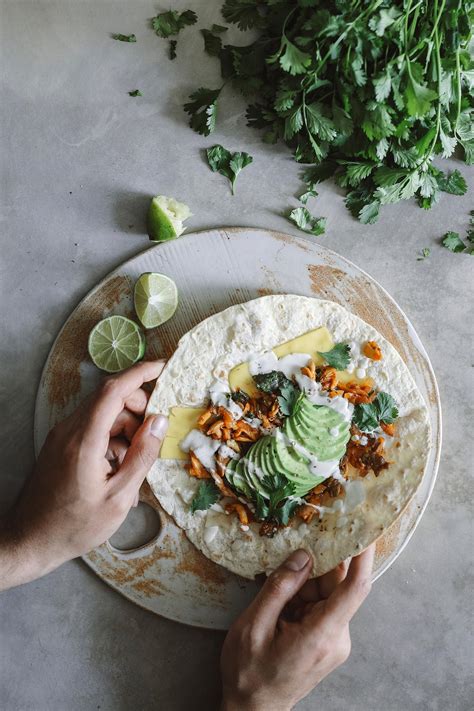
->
1, 360, 168, 590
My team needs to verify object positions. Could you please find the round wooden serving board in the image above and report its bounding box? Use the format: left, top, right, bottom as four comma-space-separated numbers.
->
34, 228, 441, 629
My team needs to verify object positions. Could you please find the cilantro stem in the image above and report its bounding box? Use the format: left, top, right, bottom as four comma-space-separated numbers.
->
313, 0, 383, 79
454, 47, 462, 134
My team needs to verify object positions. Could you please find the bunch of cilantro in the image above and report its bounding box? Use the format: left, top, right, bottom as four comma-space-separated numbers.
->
184, 0, 473, 223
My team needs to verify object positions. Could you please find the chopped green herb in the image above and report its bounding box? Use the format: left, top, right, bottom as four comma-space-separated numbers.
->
353, 392, 399, 433
205, 144, 253, 194
151, 10, 197, 38
317, 343, 351, 370
288, 207, 326, 236
190, 480, 220, 513
169, 40, 177, 60
112, 33, 136, 43
128, 90, 142, 97
417, 248, 430, 261
211, 24, 228, 34
253, 370, 292, 394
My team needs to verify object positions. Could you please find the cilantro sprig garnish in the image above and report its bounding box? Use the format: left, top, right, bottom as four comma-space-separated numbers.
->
318, 343, 351, 371
256, 473, 298, 525
190, 480, 220, 513
184, 1, 472, 224
353, 392, 399, 433
206, 144, 253, 194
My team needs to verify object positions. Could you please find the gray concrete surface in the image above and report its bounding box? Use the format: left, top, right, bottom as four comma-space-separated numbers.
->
1, 1, 473, 710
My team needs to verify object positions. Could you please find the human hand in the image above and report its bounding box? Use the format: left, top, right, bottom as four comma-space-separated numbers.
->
221, 545, 375, 711
1, 360, 168, 590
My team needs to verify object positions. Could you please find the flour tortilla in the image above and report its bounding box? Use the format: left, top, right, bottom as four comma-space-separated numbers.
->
146, 295, 431, 579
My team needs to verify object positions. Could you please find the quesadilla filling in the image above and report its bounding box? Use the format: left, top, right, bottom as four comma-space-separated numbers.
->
179, 337, 399, 537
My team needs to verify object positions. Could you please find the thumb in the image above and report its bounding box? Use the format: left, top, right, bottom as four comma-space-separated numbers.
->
242, 549, 312, 636
116, 414, 168, 490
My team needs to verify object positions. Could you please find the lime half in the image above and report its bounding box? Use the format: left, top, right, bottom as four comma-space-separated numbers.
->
88, 316, 146, 372
134, 272, 178, 329
147, 195, 191, 242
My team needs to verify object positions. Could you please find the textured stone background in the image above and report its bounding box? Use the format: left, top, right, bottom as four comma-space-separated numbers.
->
1, 2, 472, 709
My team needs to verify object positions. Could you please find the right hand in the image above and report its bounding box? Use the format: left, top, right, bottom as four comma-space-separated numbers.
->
221, 545, 375, 711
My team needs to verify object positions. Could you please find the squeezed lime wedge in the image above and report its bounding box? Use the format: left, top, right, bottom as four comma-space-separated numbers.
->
88, 315, 146, 372
147, 195, 191, 242
134, 272, 178, 329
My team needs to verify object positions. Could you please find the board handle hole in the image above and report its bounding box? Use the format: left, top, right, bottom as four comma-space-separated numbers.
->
107, 501, 162, 557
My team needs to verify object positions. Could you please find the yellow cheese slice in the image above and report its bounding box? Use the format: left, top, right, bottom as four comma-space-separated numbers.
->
160, 406, 206, 460
160, 327, 372, 458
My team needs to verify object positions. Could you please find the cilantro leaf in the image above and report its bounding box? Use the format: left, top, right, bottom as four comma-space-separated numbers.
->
205, 144, 252, 194
375, 392, 399, 424
112, 33, 136, 42
288, 207, 326, 236
277, 382, 299, 417
151, 10, 197, 38
404, 62, 438, 117
184, 88, 221, 136
221, 0, 265, 31
190, 480, 220, 513
128, 90, 142, 97
273, 38, 312, 76
229, 152, 253, 193
299, 188, 318, 205
353, 392, 399, 432
352, 403, 379, 432
201, 29, 223, 57
442, 231, 467, 253
317, 343, 351, 370
211, 24, 228, 34
169, 40, 177, 60
436, 170, 468, 196
273, 498, 300, 526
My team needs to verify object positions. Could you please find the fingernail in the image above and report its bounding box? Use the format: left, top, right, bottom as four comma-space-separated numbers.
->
150, 414, 168, 439
284, 549, 310, 571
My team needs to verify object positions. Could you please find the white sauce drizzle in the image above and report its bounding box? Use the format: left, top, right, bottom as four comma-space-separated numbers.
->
180, 429, 220, 472
355, 367, 366, 379
218, 444, 240, 460
249, 351, 311, 379
290, 478, 366, 517
274, 429, 341, 481
329, 426, 340, 437
294, 374, 354, 422
209, 379, 243, 420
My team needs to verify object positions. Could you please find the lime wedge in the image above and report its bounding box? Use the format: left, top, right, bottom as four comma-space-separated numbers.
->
147, 195, 191, 242
88, 316, 146, 372
134, 272, 178, 329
